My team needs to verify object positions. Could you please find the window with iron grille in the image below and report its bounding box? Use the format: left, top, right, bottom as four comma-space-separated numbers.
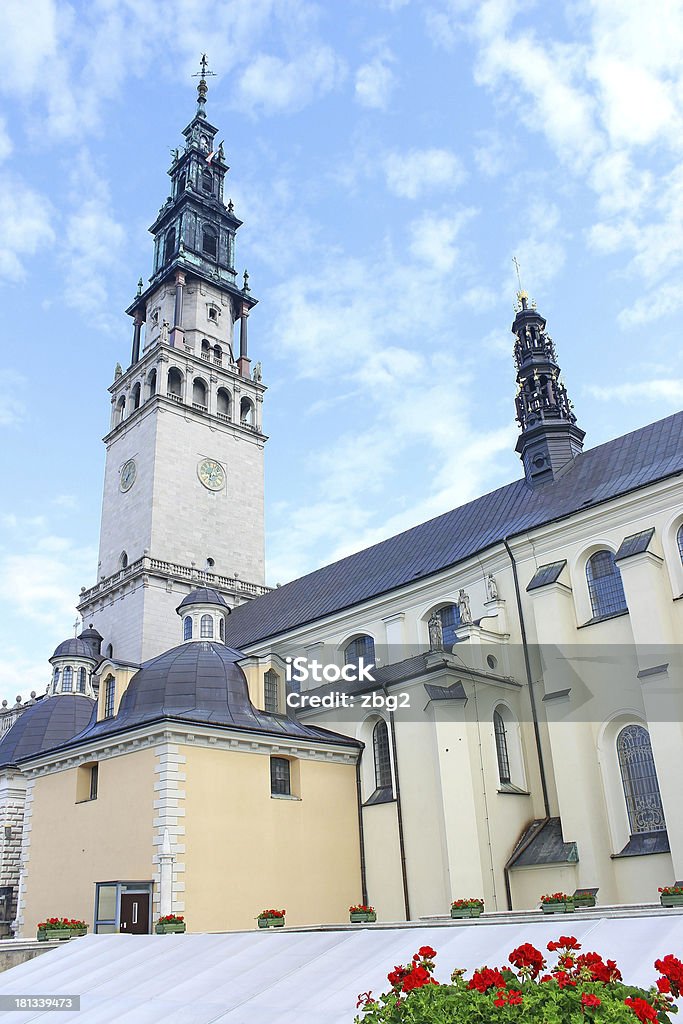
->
586, 550, 628, 618
373, 720, 392, 790
183, 616, 192, 641
103, 677, 115, 719
438, 604, 461, 647
617, 724, 666, 834
677, 525, 683, 565
344, 635, 375, 669
264, 670, 279, 714
200, 614, 213, 638
494, 710, 511, 784
62, 666, 73, 692
270, 756, 291, 796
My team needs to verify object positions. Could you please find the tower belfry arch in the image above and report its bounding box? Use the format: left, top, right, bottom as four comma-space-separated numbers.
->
78, 59, 269, 665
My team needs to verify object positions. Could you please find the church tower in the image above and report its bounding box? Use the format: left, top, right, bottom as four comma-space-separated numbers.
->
78, 58, 269, 664
513, 292, 585, 487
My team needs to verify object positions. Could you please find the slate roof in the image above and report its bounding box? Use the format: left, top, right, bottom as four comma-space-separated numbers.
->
510, 817, 579, 868
224, 411, 683, 649
51, 638, 97, 660
526, 560, 567, 591
73, 641, 360, 750
615, 527, 655, 561
0, 695, 95, 769
176, 588, 230, 612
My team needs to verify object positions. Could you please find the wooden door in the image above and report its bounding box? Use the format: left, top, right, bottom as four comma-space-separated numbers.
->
119, 892, 150, 934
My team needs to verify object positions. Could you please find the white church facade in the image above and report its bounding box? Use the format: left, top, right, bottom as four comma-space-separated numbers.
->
0, 61, 682, 936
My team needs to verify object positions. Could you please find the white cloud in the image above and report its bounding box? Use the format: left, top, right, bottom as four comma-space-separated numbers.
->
236, 46, 345, 114
355, 51, 397, 110
0, 177, 54, 281
383, 148, 465, 199
409, 210, 474, 273
586, 379, 683, 404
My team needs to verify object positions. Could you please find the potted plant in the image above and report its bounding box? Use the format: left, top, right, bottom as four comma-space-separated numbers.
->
257, 908, 286, 928
155, 913, 186, 934
353, 936, 683, 1023
350, 904, 377, 923
37, 917, 88, 941
450, 898, 484, 919
659, 885, 683, 908
540, 892, 574, 914
572, 890, 597, 909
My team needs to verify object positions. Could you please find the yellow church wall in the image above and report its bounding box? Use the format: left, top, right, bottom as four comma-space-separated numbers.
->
180, 745, 361, 931
613, 853, 673, 906
21, 747, 155, 935
361, 800, 405, 922
509, 863, 579, 910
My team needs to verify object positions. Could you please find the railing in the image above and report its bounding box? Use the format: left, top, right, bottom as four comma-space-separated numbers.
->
78, 556, 271, 606
201, 352, 210, 361
213, 357, 222, 366
217, 412, 232, 422
192, 402, 208, 411
167, 392, 182, 402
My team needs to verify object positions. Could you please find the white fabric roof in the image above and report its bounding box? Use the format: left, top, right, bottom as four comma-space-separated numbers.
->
1, 914, 682, 1023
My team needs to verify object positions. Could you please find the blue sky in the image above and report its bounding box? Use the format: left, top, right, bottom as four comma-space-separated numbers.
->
1, 0, 683, 696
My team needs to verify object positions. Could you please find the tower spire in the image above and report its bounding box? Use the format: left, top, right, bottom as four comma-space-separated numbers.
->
512, 291, 585, 487
192, 53, 215, 119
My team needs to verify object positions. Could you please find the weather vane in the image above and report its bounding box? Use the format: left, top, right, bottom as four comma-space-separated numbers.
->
193, 54, 216, 81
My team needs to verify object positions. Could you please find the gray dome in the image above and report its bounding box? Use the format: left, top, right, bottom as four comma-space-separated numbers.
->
80, 641, 359, 749
51, 638, 97, 660
0, 695, 95, 768
176, 588, 229, 613
78, 625, 103, 642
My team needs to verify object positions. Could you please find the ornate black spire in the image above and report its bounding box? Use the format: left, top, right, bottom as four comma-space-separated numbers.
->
512, 292, 585, 486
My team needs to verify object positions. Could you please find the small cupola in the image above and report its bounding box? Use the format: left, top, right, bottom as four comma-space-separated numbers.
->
78, 624, 103, 658
176, 588, 230, 644
49, 637, 98, 697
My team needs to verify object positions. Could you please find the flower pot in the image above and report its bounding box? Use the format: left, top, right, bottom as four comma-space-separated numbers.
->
573, 895, 597, 909
660, 894, 683, 908
450, 906, 483, 919
37, 929, 74, 941
350, 912, 377, 923
258, 916, 285, 928
541, 901, 575, 914
155, 922, 186, 934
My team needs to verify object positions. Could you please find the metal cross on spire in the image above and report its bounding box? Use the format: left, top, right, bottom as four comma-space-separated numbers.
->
193, 53, 216, 82
512, 255, 523, 293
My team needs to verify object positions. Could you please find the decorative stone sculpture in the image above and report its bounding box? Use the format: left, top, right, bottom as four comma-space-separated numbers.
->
428, 612, 443, 652
159, 319, 170, 344
457, 588, 472, 624
253, 361, 262, 382
485, 574, 498, 601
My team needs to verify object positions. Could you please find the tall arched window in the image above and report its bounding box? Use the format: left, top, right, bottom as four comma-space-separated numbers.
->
217, 388, 231, 420
373, 720, 392, 790
53, 668, 60, 691
77, 667, 87, 693
677, 525, 683, 565
438, 604, 461, 647
202, 226, 217, 259
176, 173, 186, 196
167, 367, 183, 399
213, 345, 222, 365
200, 614, 213, 638
345, 635, 375, 669
192, 378, 207, 409
120, 551, 128, 570
115, 396, 125, 425
586, 550, 627, 618
164, 227, 176, 263
493, 710, 511, 784
219, 617, 224, 641
132, 382, 141, 410
240, 396, 254, 425
617, 724, 666, 834
201, 339, 211, 360
183, 616, 193, 641
103, 676, 116, 718
147, 368, 157, 398
264, 670, 279, 714
62, 666, 73, 692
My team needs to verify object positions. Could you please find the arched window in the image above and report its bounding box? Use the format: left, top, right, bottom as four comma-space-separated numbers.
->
200, 614, 213, 638
213, 345, 222, 365
270, 756, 291, 796
132, 382, 141, 410
120, 551, 128, 570
219, 616, 224, 641
62, 666, 73, 692
192, 378, 207, 409
586, 550, 628, 618
77, 667, 87, 693
183, 616, 193, 641
264, 670, 279, 714
115, 396, 126, 425
202, 226, 217, 259
201, 170, 213, 194
176, 173, 186, 196
103, 676, 116, 718
106, 643, 113, 660
147, 368, 157, 399
164, 227, 176, 264
438, 604, 461, 647
167, 367, 183, 399
617, 724, 666, 834
373, 720, 392, 790
677, 525, 683, 565
240, 397, 254, 426
493, 710, 511, 784
53, 668, 60, 691
345, 635, 375, 669
217, 388, 231, 420
201, 339, 211, 361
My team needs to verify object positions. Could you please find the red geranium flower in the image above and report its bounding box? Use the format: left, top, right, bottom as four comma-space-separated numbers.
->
417, 945, 437, 960
509, 942, 546, 978
468, 967, 506, 992
582, 993, 601, 1008
654, 954, 683, 997
624, 996, 658, 1022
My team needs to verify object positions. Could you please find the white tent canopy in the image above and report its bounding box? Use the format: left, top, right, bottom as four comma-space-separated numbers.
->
0, 914, 681, 1023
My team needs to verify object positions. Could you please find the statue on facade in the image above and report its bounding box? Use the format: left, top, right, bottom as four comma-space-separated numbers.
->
485, 574, 498, 601
428, 612, 443, 652
252, 361, 262, 382
159, 319, 170, 344
457, 588, 472, 624
114, 362, 122, 379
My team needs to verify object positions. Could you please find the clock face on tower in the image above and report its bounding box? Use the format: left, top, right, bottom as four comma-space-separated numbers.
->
198, 458, 225, 491
120, 459, 137, 492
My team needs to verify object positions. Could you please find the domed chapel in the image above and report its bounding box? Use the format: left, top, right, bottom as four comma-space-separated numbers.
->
2, 59, 683, 936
